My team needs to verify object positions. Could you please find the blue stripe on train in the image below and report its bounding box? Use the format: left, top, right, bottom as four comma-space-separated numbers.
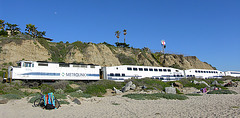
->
21, 72, 60, 76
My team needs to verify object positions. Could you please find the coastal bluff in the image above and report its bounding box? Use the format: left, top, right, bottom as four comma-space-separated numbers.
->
0, 38, 215, 70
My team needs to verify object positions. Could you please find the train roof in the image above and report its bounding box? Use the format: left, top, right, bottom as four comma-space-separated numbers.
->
18, 61, 99, 66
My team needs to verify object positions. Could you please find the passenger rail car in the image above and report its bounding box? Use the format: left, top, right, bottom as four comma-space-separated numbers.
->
225, 71, 240, 77
102, 65, 185, 82
6, 61, 101, 81
184, 69, 224, 79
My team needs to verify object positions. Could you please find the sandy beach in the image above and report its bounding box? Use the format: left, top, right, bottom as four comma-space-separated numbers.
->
0, 87, 240, 118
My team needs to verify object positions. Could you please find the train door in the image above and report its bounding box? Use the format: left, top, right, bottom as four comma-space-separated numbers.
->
100, 69, 103, 79
7, 67, 13, 83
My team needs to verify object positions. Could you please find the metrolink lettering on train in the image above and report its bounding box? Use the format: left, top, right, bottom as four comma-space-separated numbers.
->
65, 73, 86, 77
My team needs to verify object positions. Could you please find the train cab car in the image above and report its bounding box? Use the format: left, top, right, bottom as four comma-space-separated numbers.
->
7, 61, 101, 81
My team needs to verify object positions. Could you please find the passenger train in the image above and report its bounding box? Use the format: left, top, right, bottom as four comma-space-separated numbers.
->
2, 61, 239, 82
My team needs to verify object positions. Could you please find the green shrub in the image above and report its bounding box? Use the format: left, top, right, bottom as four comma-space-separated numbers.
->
40, 84, 55, 94
123, 93, 188, 100
232, 79, 240, 82
54, 93, 67, 99
0, 90, 6, 95
85, 85, 106, 97
207, 90, 237, 94
184, 83, 208, 89
64, 85, 76, 93
28, 94, 41, 103
0, 30, 8, 37
176, 89, 183, 94
52, 81, 69, 89
59, 100, 70, 105
128, 78, 170, 91
2, 94, 22, 99
185, 93, 202, 96
83, 80, 123, 97
116, 53, 137, 65
69, 92, 91, 98
214, 85, 228, 90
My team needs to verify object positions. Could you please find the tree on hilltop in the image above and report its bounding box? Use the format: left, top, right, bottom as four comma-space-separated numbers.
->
6, 22, 20, 35
25, 24, 46, 38
115, 30, 121, 43
0, 20, 5, 31
123, 29, 127, 44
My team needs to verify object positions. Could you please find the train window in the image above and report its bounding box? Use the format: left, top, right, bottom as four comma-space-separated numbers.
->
127, 67, 132, 71
175, 70, 179, 72
32, 64, 34, 67
26, 63, 31, 67
59, 63, 70, 67
90, 65, 95, 68
110, 73, 114, 76
133, 68, 138, 71
144, 68, 148, 71
17, 62, 21, 67
163, 69, 167, 72
198, 71, 200, 73
139, 68, 143, 71
115, 73, 120, 76
80, 65, 87, 68
38, 63, 48, 66
168, 69, 171, 72
201, 71, 203, 73
149, 68, 153, 71
159, 69, 162, 72
195, 70, 197, 73
122, 73, 125, 76
154, 69, 158, 72
73, 65, 80, 67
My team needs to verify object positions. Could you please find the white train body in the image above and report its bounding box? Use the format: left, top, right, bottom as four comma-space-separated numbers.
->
7, 61, 101, 81
184, 69, 225, 79
4, 61, 239, 82
225, 71, 240, 77
102, 65, 184, 82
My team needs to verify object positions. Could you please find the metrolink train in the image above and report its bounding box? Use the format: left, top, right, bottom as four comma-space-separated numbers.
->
2, 61, 240, 82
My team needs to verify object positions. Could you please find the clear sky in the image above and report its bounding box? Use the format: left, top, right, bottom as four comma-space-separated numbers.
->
1, 0, 239, 71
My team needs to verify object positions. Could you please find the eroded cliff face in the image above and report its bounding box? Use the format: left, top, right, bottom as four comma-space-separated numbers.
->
0, 39, 214, 70
0, 40, 50, 66
65, 44, 121, 66
159, 54, 214, 69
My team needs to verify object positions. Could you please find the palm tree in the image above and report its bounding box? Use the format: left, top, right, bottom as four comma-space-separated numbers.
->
25, 24, 37, 37
0, 20, 5, 31
36, 31, 46, 38
123, 29, 127, 43
6, 23, 20, 35
115, 31, 121, 43
25, 24, 32, 34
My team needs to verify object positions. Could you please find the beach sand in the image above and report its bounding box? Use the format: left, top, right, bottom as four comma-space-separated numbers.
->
1, 87, 240, 118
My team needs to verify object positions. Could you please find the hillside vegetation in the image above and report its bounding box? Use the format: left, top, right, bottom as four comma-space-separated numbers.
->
0, 35, 215, 78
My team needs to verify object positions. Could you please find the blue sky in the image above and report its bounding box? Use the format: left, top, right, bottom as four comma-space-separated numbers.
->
1, 0, 239, 71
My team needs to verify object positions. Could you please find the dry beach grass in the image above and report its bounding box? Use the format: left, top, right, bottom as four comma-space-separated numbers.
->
0, 86, 240, 118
